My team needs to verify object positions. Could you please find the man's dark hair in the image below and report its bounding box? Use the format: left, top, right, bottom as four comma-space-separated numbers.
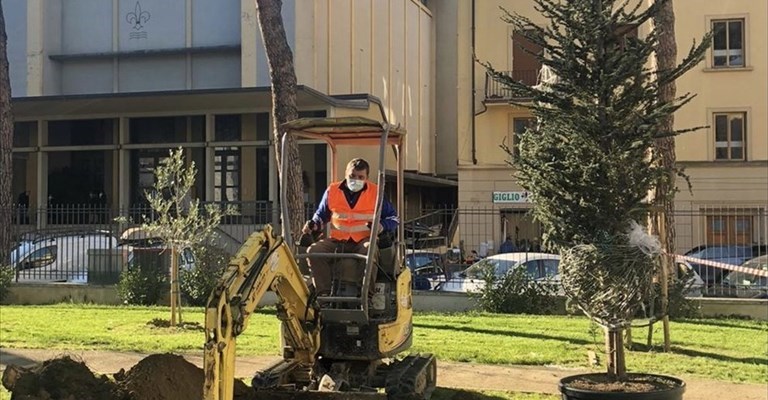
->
346, 158, 370, 175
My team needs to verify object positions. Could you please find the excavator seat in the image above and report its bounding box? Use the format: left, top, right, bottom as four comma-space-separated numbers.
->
295, 252, 370, 324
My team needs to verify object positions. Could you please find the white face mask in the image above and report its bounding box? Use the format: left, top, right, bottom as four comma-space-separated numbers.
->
347, 179, 365, 193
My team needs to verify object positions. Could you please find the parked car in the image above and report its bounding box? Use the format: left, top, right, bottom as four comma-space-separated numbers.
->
10, 230, 118, 283
717, 255, 768, 299
434, 252, 705, 297
118, 228, 197, 273
684, 245, 755, 285
405, 250, 447, 290
752, 245, 768, 258
674, 259, 706, 298
434, 252, 560, 293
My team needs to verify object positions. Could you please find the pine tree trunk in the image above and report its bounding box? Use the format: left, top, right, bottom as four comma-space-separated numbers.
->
653, 0, 677, 257
0, 3, 14, 266
255, 0, 304, 241
651, 0, 678, 352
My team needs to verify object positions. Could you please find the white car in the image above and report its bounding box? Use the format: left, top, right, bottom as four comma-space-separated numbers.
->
434, 252, 560, 293
433, 252, 705, 297
10, 230, 118, 283
718, 255, 768, 299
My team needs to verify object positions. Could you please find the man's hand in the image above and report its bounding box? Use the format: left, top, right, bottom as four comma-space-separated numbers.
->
367, 222, 384, 235
302, 220, 319, 234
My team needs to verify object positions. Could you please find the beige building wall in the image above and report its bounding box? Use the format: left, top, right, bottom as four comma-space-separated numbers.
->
430, 0, 468, 178
329, 106, 400, 183
674, 0, 768, 163
449, 0, 768, 252
293, 0, 434, 176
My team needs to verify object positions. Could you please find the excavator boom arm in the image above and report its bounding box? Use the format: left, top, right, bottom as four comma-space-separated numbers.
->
203, 226, 320, 400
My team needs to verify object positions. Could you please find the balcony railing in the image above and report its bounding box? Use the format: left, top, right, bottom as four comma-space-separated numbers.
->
485, 70, 539, 101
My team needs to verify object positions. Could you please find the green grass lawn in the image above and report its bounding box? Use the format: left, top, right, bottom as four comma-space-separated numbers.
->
0, 304, 766, 385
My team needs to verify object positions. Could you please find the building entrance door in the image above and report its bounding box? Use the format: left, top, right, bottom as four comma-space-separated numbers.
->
131, 150, 169, 207
500, 209, 543, 252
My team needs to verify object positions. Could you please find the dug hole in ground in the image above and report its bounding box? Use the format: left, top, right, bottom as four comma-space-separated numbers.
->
2, 349, 767, 400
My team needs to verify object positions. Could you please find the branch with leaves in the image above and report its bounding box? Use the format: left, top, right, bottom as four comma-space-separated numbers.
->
118, 147, 237, 326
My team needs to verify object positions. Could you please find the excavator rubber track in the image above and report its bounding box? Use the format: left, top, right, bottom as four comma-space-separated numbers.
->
383, 354, 437, 399
250, 354, 437, 400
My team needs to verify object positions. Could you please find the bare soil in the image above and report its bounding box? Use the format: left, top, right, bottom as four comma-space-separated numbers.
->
2, 349, 767, 400
2, 354, 250, 400
1, 356, 119, 400
563, 373, 682, 393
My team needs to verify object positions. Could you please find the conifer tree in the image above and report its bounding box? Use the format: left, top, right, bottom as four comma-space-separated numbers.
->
485, 0, 709, 380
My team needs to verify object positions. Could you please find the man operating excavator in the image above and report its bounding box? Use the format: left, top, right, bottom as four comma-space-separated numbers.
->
302, 157, 400, 296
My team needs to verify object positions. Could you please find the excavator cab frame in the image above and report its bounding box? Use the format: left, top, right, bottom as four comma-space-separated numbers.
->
203, 110, 435, 400
280, 114, 406, 324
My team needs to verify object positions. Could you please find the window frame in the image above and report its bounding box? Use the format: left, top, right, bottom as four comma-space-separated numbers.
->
214, 147, 242, 202
706, 14, 750, 70
508, 116, 537, 159
712, 111, 747, 161
507, 27, 544, 87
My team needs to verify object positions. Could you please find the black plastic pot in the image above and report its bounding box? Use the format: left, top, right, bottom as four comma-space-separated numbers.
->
559, 373, 685, 400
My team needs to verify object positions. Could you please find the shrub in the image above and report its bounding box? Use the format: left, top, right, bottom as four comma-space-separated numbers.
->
117, 263, 168, 305
656, 269, 701, 319
634, 268, 701, 321
471, 267, 559, 314
180, 244, 231, 306
0, 265, 15, 302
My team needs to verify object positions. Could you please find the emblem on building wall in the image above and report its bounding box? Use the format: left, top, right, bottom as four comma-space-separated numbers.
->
126, 1, 151, 39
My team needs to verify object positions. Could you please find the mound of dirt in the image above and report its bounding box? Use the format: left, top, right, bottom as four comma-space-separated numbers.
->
3, 353, 253, 400
114, 353, 204, 400
1, 356, 122, 400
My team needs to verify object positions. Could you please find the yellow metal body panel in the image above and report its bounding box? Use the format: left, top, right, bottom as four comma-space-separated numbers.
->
378, 268, 414, 353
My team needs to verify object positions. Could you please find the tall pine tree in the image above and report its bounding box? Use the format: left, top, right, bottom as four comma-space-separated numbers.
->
485, 0, 709, 380
0, 0, 14, 266
255, 0, 304, 240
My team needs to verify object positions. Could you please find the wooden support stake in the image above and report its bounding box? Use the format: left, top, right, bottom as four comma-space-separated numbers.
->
605, 328, 626, 381
660, 213, 671, 352
170, 248, 177, 327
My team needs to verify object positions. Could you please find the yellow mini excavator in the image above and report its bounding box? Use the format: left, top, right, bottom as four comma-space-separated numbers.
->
202, 114, 437, 400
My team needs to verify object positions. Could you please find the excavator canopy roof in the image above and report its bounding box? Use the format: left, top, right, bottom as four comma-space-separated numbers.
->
281, 117, 404, 146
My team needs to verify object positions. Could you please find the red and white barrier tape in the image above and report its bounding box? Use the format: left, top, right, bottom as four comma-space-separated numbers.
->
673, 254, 768, 278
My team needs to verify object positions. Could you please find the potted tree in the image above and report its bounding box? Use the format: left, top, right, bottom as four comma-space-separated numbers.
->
484, 0, 709, 398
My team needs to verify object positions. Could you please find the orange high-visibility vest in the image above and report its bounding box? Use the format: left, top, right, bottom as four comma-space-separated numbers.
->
328, 181, 378, 242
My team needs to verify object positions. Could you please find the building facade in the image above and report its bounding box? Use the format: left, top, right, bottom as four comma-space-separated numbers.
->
7, 0, 457, 238
448, 0, 767, 254
8, 0, 766, 254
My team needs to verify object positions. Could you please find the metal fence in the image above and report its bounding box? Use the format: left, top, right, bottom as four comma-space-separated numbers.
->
402, 204, 768, 298
5, 203, 767, 298
484, 70, 538, 101
5, 202, 314, 284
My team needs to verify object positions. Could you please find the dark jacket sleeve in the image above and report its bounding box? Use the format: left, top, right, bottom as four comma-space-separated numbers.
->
312, 187, 331, 225
380, 197, 400, 232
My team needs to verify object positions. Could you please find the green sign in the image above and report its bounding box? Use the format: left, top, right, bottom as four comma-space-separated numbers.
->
492, 191, 531, 203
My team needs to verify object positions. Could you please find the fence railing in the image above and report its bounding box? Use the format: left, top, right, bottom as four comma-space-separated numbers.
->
5, 202, 314, 284
416, 204, 767, 298
485, 70, 538, 101
5, 203, 767, 299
